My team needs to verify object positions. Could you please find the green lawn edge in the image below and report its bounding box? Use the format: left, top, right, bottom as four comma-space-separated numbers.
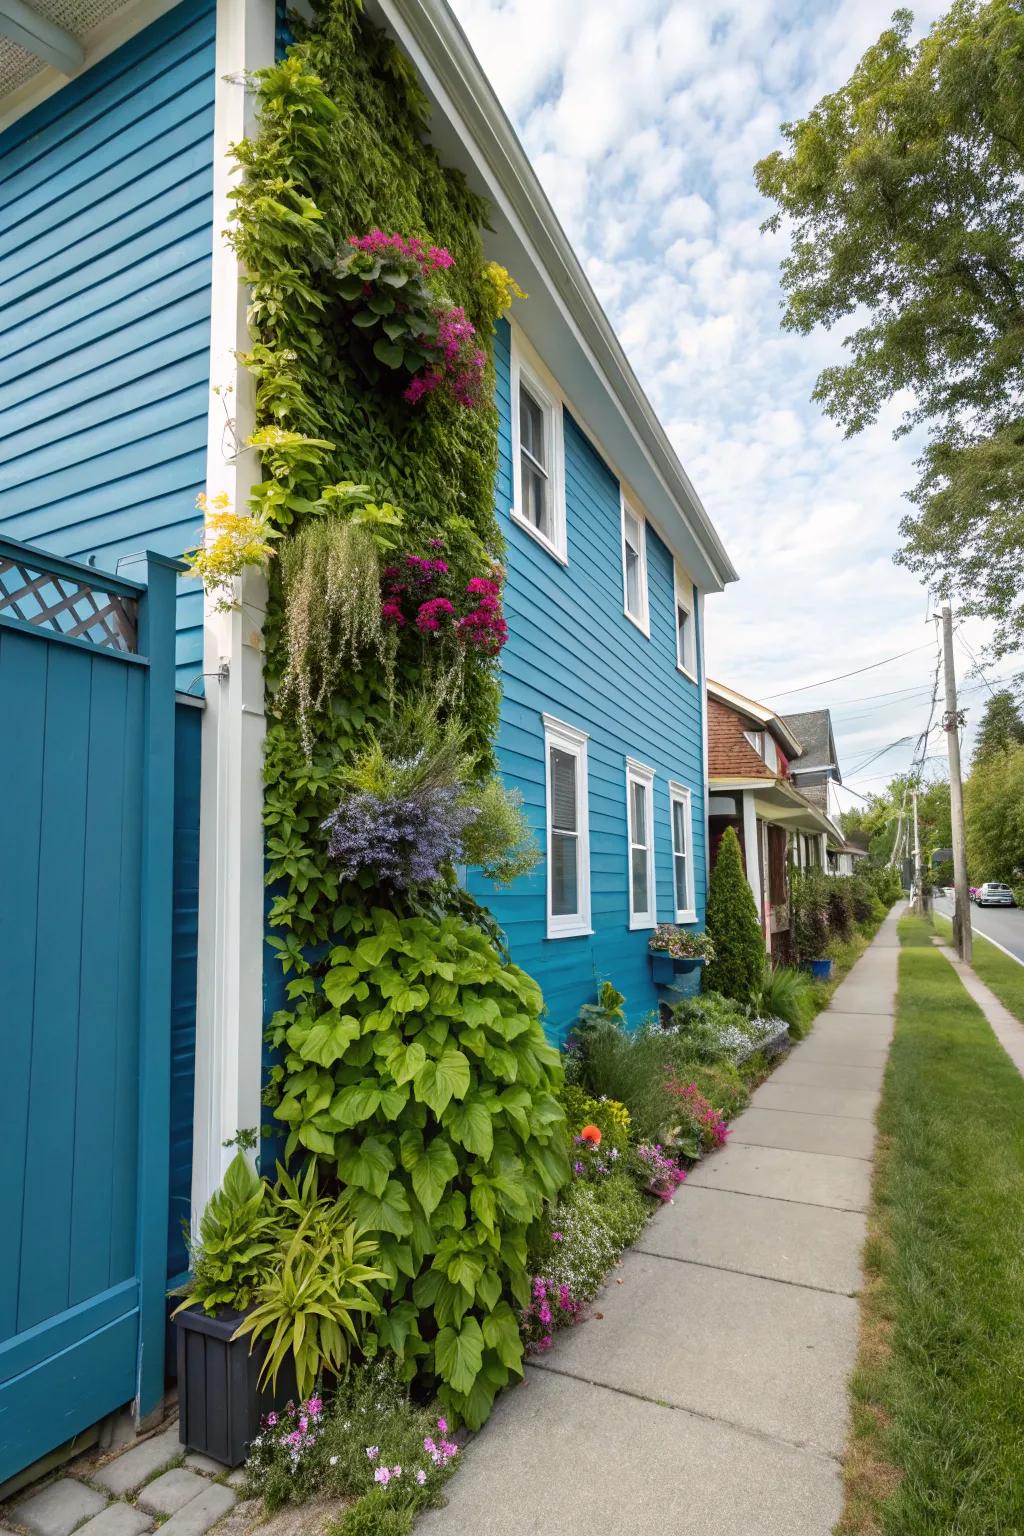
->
837, 912, 1024, 1535
933, 909, 1024, 1025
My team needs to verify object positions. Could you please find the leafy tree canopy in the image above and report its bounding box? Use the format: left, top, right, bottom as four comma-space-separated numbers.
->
965, 743, 1024, 880
841, 774, 951, 862
972, 688, 1024, 762
755, 1, 1024, 655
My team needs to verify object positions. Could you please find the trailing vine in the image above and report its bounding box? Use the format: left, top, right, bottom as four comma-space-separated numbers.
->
227, 0, 566, 1428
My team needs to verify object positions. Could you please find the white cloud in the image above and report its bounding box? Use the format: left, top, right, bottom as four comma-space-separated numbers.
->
449, 0, 999, 795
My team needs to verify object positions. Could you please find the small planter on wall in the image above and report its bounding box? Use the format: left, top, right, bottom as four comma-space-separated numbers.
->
175, 1305, 296, 1467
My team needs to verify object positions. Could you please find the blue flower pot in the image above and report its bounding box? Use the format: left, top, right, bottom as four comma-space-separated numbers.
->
809, 958, 833, 981
649, 952, 675, 985
673, 956, 705, 975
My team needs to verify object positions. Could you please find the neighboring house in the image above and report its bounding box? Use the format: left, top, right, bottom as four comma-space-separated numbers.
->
781, 708, 842, 817
706, 681, 844, 959
829, 842, 869, 877
0, 0, 736, 1482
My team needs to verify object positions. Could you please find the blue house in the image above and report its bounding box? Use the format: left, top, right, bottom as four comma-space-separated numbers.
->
0, 0, 735, 1485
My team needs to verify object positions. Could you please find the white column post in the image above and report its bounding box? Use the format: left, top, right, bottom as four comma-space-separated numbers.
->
192, 0, 277, 1221
741, 790, 762, 929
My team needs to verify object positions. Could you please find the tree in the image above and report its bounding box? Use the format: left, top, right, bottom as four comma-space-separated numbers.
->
755, 1, 1024, 656
972, 689, 1024, 762
964, 743, 1024, 880
703, 826, 766, 1004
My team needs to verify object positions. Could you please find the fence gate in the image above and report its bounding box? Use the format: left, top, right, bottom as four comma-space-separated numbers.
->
0, 538, 180, 1483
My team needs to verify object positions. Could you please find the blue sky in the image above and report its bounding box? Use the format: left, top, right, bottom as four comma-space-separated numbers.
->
448, 0, 1004, 814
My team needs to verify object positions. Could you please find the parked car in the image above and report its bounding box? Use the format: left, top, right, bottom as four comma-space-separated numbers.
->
975, 882, 1016, 907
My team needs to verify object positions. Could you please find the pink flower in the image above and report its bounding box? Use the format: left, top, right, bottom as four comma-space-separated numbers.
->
265, 1412, 278, 1427
381, 599, 406, 627
305, 1397, 322, 1419
415, 597, 455, 633
366, 1446, 379, 1460
551, 1231, 564, 1242
392, 1466, 402, 1478
436, 1418, 448, 1435
423, 1436, 436, 1455
428, 245, 454, 268
415, 1470, 427, 1486
374, 1467, 391, 1486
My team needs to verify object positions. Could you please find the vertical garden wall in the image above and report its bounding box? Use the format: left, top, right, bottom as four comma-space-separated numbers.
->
214, 0, 569, 1428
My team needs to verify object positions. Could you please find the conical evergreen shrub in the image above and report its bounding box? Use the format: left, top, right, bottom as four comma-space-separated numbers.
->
703, 825, 766, 1004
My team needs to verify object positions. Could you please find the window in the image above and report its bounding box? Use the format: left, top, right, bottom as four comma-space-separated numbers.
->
674, 565, 696, 675
626, 758, 656, 928
669, 782, 696, 922
744, 729, 765, 758
511, 343, 566, 561
621, 500, 649, 632
543, 715, 591, 938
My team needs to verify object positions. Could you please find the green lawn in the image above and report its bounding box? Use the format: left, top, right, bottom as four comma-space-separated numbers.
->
933, 910, 1024, 1025
839, 913, 1024, 1535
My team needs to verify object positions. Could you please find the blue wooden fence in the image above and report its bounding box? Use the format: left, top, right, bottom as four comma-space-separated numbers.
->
0, 537, 180, 1482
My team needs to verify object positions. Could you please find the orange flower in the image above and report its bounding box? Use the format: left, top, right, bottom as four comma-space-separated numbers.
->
580, 1124, 602, 1146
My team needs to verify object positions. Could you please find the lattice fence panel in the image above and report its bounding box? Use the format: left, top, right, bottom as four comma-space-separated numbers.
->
0, 554, 138, 654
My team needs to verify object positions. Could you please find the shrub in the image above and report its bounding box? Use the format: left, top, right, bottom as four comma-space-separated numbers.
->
847, 874, 877, 925
792, 868, 830, 962
826, 877, 855, 942
265, 905, 568, 1428
574, 1020, 676, 1142
666, 991, 750, 1062
703, 826, 766, 1003
558, 1085, 632, 1151
753, 964, 814, 1035
664, 1074, 731, 1156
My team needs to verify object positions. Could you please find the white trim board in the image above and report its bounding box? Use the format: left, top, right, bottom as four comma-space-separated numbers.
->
543, 714, 592, 940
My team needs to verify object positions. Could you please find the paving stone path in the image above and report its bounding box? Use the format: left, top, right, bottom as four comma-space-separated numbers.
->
2, 1423, 243, 1536
418, 910, 902, 1536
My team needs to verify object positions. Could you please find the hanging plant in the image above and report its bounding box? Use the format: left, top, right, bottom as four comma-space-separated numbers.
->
334, 230, 486, 408
278, 496, 402, 756
183, 493, 275, 609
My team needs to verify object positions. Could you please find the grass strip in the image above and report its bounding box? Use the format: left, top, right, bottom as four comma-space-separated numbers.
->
838, 912, 1024, 1536
933, 910, 1024, 1025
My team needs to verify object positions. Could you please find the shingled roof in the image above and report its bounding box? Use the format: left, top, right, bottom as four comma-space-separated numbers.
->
781, 709, 840, 779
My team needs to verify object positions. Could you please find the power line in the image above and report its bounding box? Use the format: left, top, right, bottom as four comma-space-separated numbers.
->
762, 641, 937, 700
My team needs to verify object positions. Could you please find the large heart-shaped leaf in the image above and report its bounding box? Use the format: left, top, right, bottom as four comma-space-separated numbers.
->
352, 1178, 412, 1237
337, 1133, 395, 1197
373, 337, 405, 368
482, 1301, 523, 1370
414, 1049, 470, 1117
407, 1136, 459, 1216
434, 1316, 483, 1395
445, 1095, 494, 1159
290, 1013, 360, 1067
387, 1039, 426, 1086
329, 1080, 381, 1127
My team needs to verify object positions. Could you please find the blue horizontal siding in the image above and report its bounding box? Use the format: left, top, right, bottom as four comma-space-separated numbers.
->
469, 320, 706, 1041
0, 0, 215, 689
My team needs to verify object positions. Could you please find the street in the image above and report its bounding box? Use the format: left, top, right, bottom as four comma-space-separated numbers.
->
934, 893, 1024, 966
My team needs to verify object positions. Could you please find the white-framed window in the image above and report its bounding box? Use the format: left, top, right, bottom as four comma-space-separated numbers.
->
674, 564, 696, 676
511, 339, 566, 563
669, 781, 696, 923
621, 499, 649, 634
543, 714, 591, 938
625, 757, 656, 929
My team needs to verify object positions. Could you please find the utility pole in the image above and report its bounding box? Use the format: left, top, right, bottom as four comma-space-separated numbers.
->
912, 788, 923, 916
941, 602, 972, 961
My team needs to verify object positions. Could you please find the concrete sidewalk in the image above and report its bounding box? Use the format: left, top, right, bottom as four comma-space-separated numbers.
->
418, 912, 901, 1536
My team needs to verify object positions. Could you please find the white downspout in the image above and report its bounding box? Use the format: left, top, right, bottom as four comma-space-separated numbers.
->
192, 0, 277, 1221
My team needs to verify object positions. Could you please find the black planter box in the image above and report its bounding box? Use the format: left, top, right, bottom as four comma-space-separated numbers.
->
175, 1305, 296, 1467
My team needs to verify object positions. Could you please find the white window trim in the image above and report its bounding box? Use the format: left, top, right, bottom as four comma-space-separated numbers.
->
625, 757, 657, 930
669, 781, 697, 924
510, 340, 567, 564
543, 714, 592, 939
674, 563, 697, 680
620, 496, 650, 636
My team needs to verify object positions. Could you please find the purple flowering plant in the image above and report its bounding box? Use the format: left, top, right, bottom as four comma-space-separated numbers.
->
240, 1360, 458, 1521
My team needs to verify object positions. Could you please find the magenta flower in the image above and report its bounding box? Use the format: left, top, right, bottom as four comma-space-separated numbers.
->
551, 1231, 564, 1242
415, 1469, 427, 1486
265, 1412, 278, 1427
415, 597, 456, 633
436, 1418, 448, 1434
305, 1397, 323, 1418
374, 1467, 391, 1486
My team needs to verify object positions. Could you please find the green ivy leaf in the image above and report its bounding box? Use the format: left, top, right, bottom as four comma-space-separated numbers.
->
387, 1039, 426, 1086
435, 1316, 484, 1395
290, 1013, 360, 1067
445, 1095, 494, 1159
406, 1135, 459, 1216
352, 309, 379, 328
336, 1133, 395, 1197
352, 1178, 412, 1237
329, 1080, 381, 1127
414, 1049, 471, 1117
482, 1302, 523, 1370
373, 337, 405, 368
